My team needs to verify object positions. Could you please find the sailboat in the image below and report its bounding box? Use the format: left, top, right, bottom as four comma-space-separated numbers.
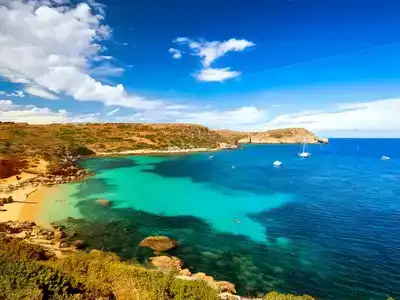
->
298, 138, 311, 157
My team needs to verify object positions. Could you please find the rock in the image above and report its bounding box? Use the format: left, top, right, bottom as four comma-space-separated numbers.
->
192, 272, 215, 283
53, 227, 65, 241
74, 240, 86, 249
15, 231, 28, 239
96, 199, 112, 207
139, 236, 178, 252
215, 281, 236, 294
149, 256, 183, 272
190, 272, 236, 295
179, 268, 192, 276
219, 292, 241, 300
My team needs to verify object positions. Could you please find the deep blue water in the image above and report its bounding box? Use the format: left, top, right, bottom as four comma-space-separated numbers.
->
44, 139, 400, 299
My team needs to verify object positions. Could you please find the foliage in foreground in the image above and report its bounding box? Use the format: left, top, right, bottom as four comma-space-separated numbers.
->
0, 235, 219, 300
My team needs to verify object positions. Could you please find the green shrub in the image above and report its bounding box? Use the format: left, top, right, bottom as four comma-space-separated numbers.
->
0, 236, 49, 261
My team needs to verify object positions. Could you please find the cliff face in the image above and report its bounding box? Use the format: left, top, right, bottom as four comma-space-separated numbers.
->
237, 128, 328, 144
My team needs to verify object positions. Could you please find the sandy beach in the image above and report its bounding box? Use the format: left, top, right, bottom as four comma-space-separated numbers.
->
0, 173, 53, 224
19, 185, 56, 224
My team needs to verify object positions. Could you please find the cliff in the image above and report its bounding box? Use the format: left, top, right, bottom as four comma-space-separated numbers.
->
217, 128, 328, 144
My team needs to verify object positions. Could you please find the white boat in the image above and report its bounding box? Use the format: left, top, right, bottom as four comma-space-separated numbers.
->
273, 160, 283, 166
381, 156, 390, 160
209, 155, 214, 159
298, 138, 311, 157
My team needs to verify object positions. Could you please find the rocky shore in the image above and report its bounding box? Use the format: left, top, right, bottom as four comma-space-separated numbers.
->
1, 220, 241, 299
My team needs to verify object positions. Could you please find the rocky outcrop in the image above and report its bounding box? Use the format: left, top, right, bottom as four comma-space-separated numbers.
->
149, 255, 184, 272
139, 236, 178, 252
238, 128, 328, 144
0, 159, 27, 179
0, 221, 79, 258
96, 199, 112, 207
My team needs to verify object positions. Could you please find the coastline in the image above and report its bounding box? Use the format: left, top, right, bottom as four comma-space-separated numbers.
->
95, 147, 220, 156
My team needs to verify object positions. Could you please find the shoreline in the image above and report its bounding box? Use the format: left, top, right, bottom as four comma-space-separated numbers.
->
95, 147, 221, 156
19, 185, 57, 225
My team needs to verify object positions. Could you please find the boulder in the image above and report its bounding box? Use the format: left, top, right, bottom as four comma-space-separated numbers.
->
74, 240, 86, 250
215, 281, 236, 294
179, 268, 192, 276
218, 292, 241, 300
96, 199, 112, 207
149, 256, 183, 272
53, 227, 65, 241
139, 236, 178, 252
192, 272, 214, 283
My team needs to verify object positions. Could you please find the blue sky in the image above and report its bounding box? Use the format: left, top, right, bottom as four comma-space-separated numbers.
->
0, 0, 400, 137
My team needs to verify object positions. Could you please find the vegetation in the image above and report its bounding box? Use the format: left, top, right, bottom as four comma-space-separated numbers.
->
0, 122, 225, 160
265, 291, 315, 299
0, 235, 219, 300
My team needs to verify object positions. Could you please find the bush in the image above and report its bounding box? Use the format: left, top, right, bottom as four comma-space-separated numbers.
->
0, 236, 49, 261
69, 146, 96, 156
52, 250, 219, 300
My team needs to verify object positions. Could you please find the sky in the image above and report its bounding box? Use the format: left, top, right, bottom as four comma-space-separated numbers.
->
0, 0, 400, 137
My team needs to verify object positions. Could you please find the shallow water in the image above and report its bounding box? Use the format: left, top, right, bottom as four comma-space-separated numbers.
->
38, 139, 400, 299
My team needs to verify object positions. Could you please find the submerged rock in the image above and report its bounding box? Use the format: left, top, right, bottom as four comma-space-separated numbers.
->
96, 199, 112, 207
139, 236, 178, 252
149, 255, 183, 272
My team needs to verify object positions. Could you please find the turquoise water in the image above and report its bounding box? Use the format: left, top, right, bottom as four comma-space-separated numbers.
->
39, 139, 400, 299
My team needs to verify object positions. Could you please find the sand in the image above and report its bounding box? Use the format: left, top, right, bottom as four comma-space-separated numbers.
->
0, 172, 36, 185
0, 185, 39, 222
19, 186, 56, 224
0, 171, 52, 223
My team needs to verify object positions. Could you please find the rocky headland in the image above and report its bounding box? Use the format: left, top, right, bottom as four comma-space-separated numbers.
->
236, 128, 328, 144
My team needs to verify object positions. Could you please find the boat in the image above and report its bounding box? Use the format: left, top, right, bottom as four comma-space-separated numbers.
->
273, 160, 283, 166
209, 155, 214, 159
381, 156, 390, 160
298, 138, 311, 157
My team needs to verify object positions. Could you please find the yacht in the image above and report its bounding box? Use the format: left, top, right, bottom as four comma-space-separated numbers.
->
298, 138, 311, 157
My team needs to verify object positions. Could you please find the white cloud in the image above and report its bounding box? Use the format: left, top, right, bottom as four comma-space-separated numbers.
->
0, 90, 25, 97
0, 0, 160, 109
92, 55, 114, 62
25, 86, 58, 99
179, 106, 265, 128
173, 37, 255, 82
194, 67, 240, 82
192, 38, 255, 67
168, 48, 182, 59
0, 99, 100, 124
90, 64, 125, 77
106, 108, 119, 116
120, 106, 266, 129
258, 98, 400, 134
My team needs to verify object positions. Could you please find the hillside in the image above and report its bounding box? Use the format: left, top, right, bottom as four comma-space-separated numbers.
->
216, 128, 328, 144
0, 221, 316, 300
0, 122, 225, 157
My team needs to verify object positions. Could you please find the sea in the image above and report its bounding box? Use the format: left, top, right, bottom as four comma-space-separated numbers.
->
38, 139, 400, 300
